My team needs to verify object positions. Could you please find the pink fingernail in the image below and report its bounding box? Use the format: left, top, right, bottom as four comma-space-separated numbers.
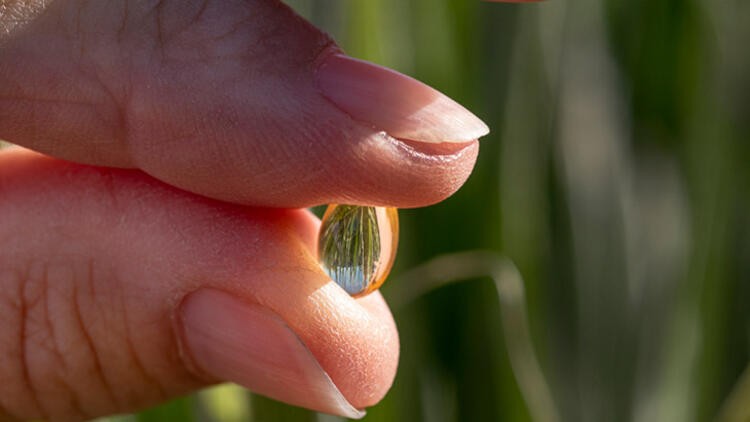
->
179, 289, 364, 419
315, 54, 489, 144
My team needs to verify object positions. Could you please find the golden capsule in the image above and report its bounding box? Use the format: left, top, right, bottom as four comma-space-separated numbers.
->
318, 205, 399, 297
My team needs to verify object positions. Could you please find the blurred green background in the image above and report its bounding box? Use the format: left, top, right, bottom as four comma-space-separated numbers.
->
95, 0, 750, 421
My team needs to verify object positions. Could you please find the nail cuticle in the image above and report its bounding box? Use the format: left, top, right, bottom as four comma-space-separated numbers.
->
174, 292, 222, 384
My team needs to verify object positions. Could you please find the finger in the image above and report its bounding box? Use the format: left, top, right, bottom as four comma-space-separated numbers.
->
0, 0, 486, 208
0, 148, 398, 420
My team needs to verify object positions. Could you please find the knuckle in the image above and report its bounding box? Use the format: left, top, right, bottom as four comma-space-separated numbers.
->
0, 265, 44, 421
0, 260, 102, 420
140, 0, 331, 63
0, 250, 197, 420
0, 259, 121, 420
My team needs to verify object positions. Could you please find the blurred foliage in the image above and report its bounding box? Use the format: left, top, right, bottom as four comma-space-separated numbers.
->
98, 0, 750, 421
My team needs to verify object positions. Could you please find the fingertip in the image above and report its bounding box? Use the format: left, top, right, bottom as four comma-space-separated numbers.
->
266, 210, 400, 408
179, 285, 399, 412
341, 137, 480, 208
336, 290, 400, 407
164, 202, 399, 409
178, 288, 366, 418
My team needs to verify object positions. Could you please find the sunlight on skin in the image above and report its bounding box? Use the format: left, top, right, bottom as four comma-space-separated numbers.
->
0, 0, 542, 420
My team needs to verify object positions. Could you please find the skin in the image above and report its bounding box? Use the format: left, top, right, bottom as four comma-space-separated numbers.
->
0, 0, 478, 207
0, 0, 515, 420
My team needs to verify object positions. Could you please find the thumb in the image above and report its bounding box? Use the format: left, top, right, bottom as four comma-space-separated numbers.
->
0, 148, 398, 420
0, 0, 487, 208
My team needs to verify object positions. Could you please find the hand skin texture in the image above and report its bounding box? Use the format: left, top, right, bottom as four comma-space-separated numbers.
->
0, 0, 503, 420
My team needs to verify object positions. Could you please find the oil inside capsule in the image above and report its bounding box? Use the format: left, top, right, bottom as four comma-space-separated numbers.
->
318, 205, 399, 297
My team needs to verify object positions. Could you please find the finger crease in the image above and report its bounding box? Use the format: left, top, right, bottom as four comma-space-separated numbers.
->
74, 259, 119, 410
42, 266, 87, 420
120, 286, 168, 401
18, 270, 44, 420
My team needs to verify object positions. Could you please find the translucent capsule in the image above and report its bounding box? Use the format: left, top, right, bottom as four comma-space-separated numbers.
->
317, 205, 399, 297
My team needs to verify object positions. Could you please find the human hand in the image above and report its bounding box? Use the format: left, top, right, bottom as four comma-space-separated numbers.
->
0, 1, 488, 420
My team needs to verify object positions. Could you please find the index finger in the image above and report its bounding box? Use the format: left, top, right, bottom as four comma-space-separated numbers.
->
0, 0, 486, 208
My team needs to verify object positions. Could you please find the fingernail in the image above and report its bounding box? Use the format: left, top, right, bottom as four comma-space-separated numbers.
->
179, 289, 364, 419
315, 54, 490, 144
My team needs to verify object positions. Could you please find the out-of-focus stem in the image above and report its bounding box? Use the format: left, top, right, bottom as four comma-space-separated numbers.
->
388, 251, 559, 422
